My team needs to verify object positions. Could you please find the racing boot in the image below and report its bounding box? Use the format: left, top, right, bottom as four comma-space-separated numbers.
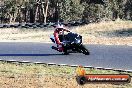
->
51, 46, 63, 52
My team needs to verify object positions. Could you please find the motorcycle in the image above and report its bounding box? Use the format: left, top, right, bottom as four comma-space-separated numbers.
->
50, 32, 90, 55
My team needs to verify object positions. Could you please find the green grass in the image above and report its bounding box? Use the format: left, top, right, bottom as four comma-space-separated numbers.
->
0, 61, 132, 88
0, 61, 131, 77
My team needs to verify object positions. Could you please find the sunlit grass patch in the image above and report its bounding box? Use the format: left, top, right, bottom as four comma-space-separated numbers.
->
0, 61, 132, 88
0, 20, 132, 45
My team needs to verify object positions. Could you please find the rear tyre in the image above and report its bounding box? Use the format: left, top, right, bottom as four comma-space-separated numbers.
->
64, 52, 69, 55
63, 45, 69, 55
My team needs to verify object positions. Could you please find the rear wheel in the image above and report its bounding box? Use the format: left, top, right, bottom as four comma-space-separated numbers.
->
63, 45, 69, 55
63, 49, 69, 55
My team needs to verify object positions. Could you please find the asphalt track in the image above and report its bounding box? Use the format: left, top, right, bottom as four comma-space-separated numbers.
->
0, 42, 132, 71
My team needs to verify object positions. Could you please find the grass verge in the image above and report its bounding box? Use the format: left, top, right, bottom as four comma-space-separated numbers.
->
0, 20, 132, 45
73, 20, 132, 45
0, 61, 131, 88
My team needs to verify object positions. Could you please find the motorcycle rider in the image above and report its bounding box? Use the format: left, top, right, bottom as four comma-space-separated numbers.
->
53, 24, 70, 52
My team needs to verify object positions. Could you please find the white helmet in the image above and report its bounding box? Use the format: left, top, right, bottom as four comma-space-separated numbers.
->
56, 24, 65, 29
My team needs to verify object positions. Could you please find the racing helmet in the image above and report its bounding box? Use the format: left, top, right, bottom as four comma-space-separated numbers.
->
56, 24, 65, 31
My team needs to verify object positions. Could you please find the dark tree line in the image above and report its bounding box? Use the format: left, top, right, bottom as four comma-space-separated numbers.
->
0, 0, 132, 24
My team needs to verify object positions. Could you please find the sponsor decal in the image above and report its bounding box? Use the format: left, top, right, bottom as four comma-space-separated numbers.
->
76, 66, 131, 85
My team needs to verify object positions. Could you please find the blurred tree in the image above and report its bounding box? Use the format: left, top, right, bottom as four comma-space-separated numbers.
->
123, 0, 132, 20
0, 0, 132, 23
82, 3, 105, 23
59, 0, 84, 22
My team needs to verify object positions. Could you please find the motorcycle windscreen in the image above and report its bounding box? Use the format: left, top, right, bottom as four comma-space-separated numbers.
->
65, 33, 82, 43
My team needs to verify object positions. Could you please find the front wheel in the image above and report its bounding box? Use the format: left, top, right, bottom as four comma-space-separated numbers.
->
78, 45, 90, 55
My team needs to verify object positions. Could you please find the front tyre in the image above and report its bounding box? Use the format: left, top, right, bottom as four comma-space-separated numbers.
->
79, 45, 90, 55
